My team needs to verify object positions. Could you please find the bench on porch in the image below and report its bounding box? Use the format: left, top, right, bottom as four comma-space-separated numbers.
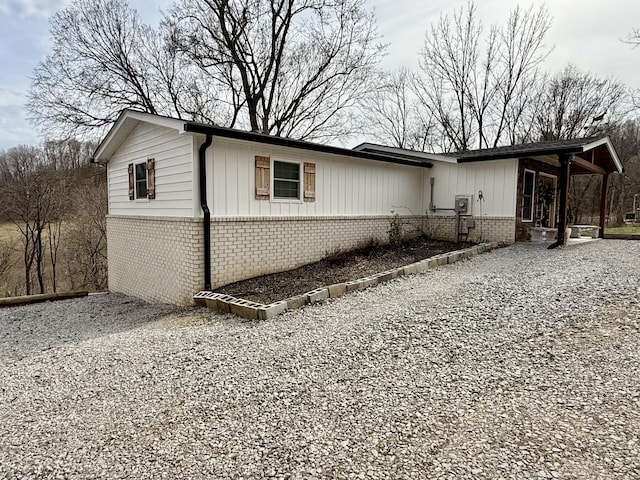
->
569, 225, 601, 238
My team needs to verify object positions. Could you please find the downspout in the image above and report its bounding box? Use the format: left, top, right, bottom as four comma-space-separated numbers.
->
199, 134, 213, 290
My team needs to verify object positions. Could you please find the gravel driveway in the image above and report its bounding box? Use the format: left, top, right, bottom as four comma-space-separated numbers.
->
1, 240, 639, 479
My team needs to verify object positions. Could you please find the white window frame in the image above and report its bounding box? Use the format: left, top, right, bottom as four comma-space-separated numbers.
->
134, 161, 149, 201
521, 169, 535, 223
271, 159, 303, 203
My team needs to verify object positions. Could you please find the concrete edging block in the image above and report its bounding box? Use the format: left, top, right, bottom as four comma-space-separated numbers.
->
214, 294, 237, 313
346, 279, 366, 292
374, 270, 396, 283
393, 267, 406, 277
307, 288, 330, 303
361, 276, 378, 288
229, 299, 261, 320
414, 260, 430, 273
403, 263, 419, 275
435, 255, 448, 266
425, 258, 439, 269
447, 252, 462, 264
285, 294, 308, 310
328, 283, 347, 298
258, 301, 288, 320
193, 242, 495, 320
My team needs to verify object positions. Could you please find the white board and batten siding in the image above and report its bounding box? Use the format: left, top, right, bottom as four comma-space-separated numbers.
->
207, 137, 426, 218
108, 122, 197, 217
426, 160, 518, 217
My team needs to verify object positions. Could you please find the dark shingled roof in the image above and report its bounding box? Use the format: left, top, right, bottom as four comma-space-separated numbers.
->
448, 137, 601, 162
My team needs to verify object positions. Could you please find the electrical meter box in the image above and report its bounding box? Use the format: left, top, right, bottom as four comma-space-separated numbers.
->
454, 195, 472, 214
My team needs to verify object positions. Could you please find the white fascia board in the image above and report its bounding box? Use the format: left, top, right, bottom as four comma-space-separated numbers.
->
353, 142, 457, 164
93, 110, 188, 164
581, 136, 623, 174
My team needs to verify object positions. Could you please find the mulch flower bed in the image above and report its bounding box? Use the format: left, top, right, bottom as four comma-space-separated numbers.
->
214, 236, 470, 304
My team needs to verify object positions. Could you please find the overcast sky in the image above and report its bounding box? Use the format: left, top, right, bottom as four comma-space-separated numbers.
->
0, 0, 638, 149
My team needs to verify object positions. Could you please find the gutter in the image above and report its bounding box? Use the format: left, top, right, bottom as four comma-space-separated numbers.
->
199, 134, 213, 290
456, 146, 583, 163
184, 122, 431, 168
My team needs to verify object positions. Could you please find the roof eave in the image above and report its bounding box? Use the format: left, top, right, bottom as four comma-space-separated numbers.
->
580, 136, 623, 174
93, 110, 188, 164
353, 142, 455, 163
455, 146, 583, 163
184, 123, 432, 168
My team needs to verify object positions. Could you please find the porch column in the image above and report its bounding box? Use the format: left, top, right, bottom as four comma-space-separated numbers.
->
551, 153, 571, 248
599, 173, 609, 238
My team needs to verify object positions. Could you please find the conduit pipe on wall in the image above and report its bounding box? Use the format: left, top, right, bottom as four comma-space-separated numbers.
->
199, 134, 213, 290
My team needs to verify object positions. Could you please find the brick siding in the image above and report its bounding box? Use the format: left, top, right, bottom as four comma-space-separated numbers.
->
424, 215, 516, 244
209, 215, 424, 288
106, 215, 204, 305
106, 214, 514, 305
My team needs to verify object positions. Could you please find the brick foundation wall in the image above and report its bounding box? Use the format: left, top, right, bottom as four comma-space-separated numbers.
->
106, 215, 204, 305
425, 215, 516, 244
106, 213, 513, 305
210, 215, 424, 288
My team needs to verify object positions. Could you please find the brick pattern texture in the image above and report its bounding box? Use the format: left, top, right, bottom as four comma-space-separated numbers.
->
210, 215, 424, 288
424, 215, 516, 244
107, 215, 204, 305
106, 214, 515, 305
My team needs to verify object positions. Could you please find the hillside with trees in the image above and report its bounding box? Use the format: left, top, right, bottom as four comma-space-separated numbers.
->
0, 141, 106, 297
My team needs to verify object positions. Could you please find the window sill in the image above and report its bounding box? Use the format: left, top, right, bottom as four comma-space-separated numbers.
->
271, 198, 303, 204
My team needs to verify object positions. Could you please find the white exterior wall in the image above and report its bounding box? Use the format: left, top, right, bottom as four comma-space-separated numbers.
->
424, 159, 518, 217
108, 122, 197, 217
207, 137, 426, 218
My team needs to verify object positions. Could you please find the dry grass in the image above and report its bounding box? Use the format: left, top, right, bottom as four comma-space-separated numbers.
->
0, 222, 22, 243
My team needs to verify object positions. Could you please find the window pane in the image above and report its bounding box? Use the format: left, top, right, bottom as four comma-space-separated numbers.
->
523, 171, 534, 194
135, 163, 148, 199
522, 170, 534, 222
273, 161, 300, 198
274, 179, 299, 198
274, 161, 299, 181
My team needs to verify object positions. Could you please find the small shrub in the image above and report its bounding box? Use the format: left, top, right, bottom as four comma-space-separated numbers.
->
388, 212, 403, 245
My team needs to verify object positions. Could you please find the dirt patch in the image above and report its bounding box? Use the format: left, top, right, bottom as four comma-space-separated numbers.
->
215, 237, 470, 304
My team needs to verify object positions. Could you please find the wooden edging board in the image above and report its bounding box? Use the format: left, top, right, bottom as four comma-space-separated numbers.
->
0, 291, 89, 308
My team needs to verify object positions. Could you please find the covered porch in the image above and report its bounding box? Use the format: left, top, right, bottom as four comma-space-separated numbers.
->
544, 137, 623, 248
454, 136, 623, 246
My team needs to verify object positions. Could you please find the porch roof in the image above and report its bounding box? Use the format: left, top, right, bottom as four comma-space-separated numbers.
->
354, 136, 623, 175
450, 136, 622, 175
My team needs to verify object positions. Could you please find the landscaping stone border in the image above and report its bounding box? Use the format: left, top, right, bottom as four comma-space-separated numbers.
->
194, 242, 502, 320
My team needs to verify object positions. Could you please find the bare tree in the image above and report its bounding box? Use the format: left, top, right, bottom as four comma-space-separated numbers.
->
27, 0, 225, 139
414, 2, 551, 152
0, 240, 14, 289
533, 65, 629, 141
624, 28, 640, 47
29, 0, 384, 142
359, 68, 437, 150
0, 146, 48, 294
605, 120, 640, 224
490, 5, 551, 146
65, 167, 108, 291
43, 139, 95, 170
168, 0, 385, 141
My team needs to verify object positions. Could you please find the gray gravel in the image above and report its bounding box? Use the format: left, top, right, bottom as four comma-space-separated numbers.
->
1, 240, 639, 479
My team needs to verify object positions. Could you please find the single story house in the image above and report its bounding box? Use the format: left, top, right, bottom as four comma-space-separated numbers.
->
93, 110, 622, 305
